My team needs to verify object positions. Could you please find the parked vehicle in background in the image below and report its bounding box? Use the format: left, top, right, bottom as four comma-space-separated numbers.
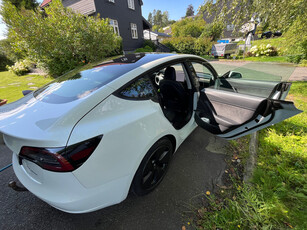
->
211, 43, 237, 59
261, 31, 282, 39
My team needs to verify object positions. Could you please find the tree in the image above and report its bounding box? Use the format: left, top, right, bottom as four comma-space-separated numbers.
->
171, 16, 206, 38
3, 0, 38, 10
162, 11, 169, 27
201, 0, 306, 34
200, 0, 307, 56
185, 4, 194, 17
147, 9, 171, 31
148, 12, 153, 25
200, 22, 224, 41
0, 0, 121, 76
154, 10, 163, 27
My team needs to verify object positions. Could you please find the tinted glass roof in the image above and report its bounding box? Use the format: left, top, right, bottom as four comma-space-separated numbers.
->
34, 53, 176, 104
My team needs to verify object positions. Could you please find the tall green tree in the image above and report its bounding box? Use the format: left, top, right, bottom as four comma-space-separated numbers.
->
148, 9, 171, 31
154, 10, 163, 27
148, 12, 153, 25
201, 0, 306, 32
171, 16, 206, 38
162, 11, 169, 27
185, 4, 194, 17
0, 0, 121, 76
3, 0, 38, 10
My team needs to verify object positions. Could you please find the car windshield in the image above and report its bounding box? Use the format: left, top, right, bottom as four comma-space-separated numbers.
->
34, 53, 174, 104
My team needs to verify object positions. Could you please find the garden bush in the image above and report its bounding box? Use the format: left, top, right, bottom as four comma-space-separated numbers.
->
249, 44, 278, 57
162, 36, 212, 55
135, 45, 153, 53
193, 37, 212, 55
1, 0, 121, 77
200, 22, 224, 41
0, 53, 13, 71
0, 38, 27, 62
284, 15, 307, 64
286, 54, 306, 64
143, 40, 156, 51
6, 59, 33, 76
171, 17, 206, 38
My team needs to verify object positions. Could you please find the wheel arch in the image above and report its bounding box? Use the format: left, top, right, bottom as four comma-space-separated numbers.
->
164, 134, 176, 153
128, 134, 177, 193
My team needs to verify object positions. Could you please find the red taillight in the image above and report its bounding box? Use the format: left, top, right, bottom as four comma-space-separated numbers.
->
19, 135, 102, 172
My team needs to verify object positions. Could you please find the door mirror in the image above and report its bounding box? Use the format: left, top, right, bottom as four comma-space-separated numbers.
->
228, 71, 242, 79
22, 90, 33, 96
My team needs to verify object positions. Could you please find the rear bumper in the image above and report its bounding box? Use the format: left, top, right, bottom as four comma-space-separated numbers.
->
211, 51, 224, 56
12, 153, 129, 213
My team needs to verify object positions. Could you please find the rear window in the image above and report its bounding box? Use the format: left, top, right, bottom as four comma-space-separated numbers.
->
34, 53, 174, 104
34, 64, 128, 104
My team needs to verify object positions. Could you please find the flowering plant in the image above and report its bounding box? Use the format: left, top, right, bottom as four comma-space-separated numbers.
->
6, 60, 32, 76
249, 44, 278, 57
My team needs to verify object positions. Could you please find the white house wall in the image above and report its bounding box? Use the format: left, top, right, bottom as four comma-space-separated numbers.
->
143, 30, 158, 40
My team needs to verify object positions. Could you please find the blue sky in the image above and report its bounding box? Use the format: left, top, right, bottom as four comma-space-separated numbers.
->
142, 0, 204, 21
0, 0, 205, 40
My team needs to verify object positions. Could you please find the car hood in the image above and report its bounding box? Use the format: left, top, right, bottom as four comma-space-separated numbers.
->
0, 86, 114, 152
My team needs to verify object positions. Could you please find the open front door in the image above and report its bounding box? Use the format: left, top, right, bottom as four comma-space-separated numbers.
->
194, 84, 302, 140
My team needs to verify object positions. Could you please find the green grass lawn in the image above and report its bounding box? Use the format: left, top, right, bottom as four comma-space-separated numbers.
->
197, 82, 306, 229
0, 71, 52, 103
243, 56, 289, 63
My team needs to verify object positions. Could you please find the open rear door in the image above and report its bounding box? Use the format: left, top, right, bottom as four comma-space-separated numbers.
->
195, 83, 302, 140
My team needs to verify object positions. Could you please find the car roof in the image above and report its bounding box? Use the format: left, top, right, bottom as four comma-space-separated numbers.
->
97, 53, 176, 66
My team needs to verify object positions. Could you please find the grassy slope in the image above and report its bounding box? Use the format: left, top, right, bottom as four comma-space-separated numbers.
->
236, 37, 291, 63
0, 71, 52, 103
198, 82, 306, 229
243, 56, 289, 63
237, 37, 287, 53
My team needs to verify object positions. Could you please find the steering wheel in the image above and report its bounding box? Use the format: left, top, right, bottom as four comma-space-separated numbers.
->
155, 73, 164, 85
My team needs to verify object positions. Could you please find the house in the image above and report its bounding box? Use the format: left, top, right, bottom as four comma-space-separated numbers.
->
162, 26, 171, 35
202, 11, 236, 40
201, 2, 256, 41
143, 30, 171, 42
40, 0, 151, 52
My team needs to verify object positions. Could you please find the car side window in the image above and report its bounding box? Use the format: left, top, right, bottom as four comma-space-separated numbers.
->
189, 62, 215, 89
119, 76, 157, 99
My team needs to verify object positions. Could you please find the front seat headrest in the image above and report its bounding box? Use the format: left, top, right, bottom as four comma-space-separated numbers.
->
164, 67, 176, 81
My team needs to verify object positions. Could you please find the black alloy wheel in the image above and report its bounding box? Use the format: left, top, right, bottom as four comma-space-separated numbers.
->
131, 138, 173, 196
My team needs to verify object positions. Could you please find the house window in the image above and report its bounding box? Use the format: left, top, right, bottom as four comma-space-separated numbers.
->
110, 19, 120, 36
226, 24, 235, 31
131, 23, 138, 39
127, 0, 135, 10
108, 0, 115, 2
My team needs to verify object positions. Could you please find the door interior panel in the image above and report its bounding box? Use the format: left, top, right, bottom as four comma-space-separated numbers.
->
197, 88, 265, 132
224, 78, 280, 98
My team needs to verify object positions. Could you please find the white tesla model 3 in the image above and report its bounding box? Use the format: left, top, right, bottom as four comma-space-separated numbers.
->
0, 53, 301, 213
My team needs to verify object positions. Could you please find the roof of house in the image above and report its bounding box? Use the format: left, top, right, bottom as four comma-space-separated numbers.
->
142, 17, 152, 30
41, 0, 144, 8
147, 31, 171, 37
41, 0, 52, 7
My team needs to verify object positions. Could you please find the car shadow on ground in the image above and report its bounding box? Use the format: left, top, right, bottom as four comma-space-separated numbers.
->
0, 128, 228, 230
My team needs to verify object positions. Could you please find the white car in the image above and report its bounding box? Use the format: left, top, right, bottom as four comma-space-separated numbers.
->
0, 53, 301, 213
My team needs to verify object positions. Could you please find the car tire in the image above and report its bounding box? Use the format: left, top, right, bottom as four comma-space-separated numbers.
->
131, 138, 174, 196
